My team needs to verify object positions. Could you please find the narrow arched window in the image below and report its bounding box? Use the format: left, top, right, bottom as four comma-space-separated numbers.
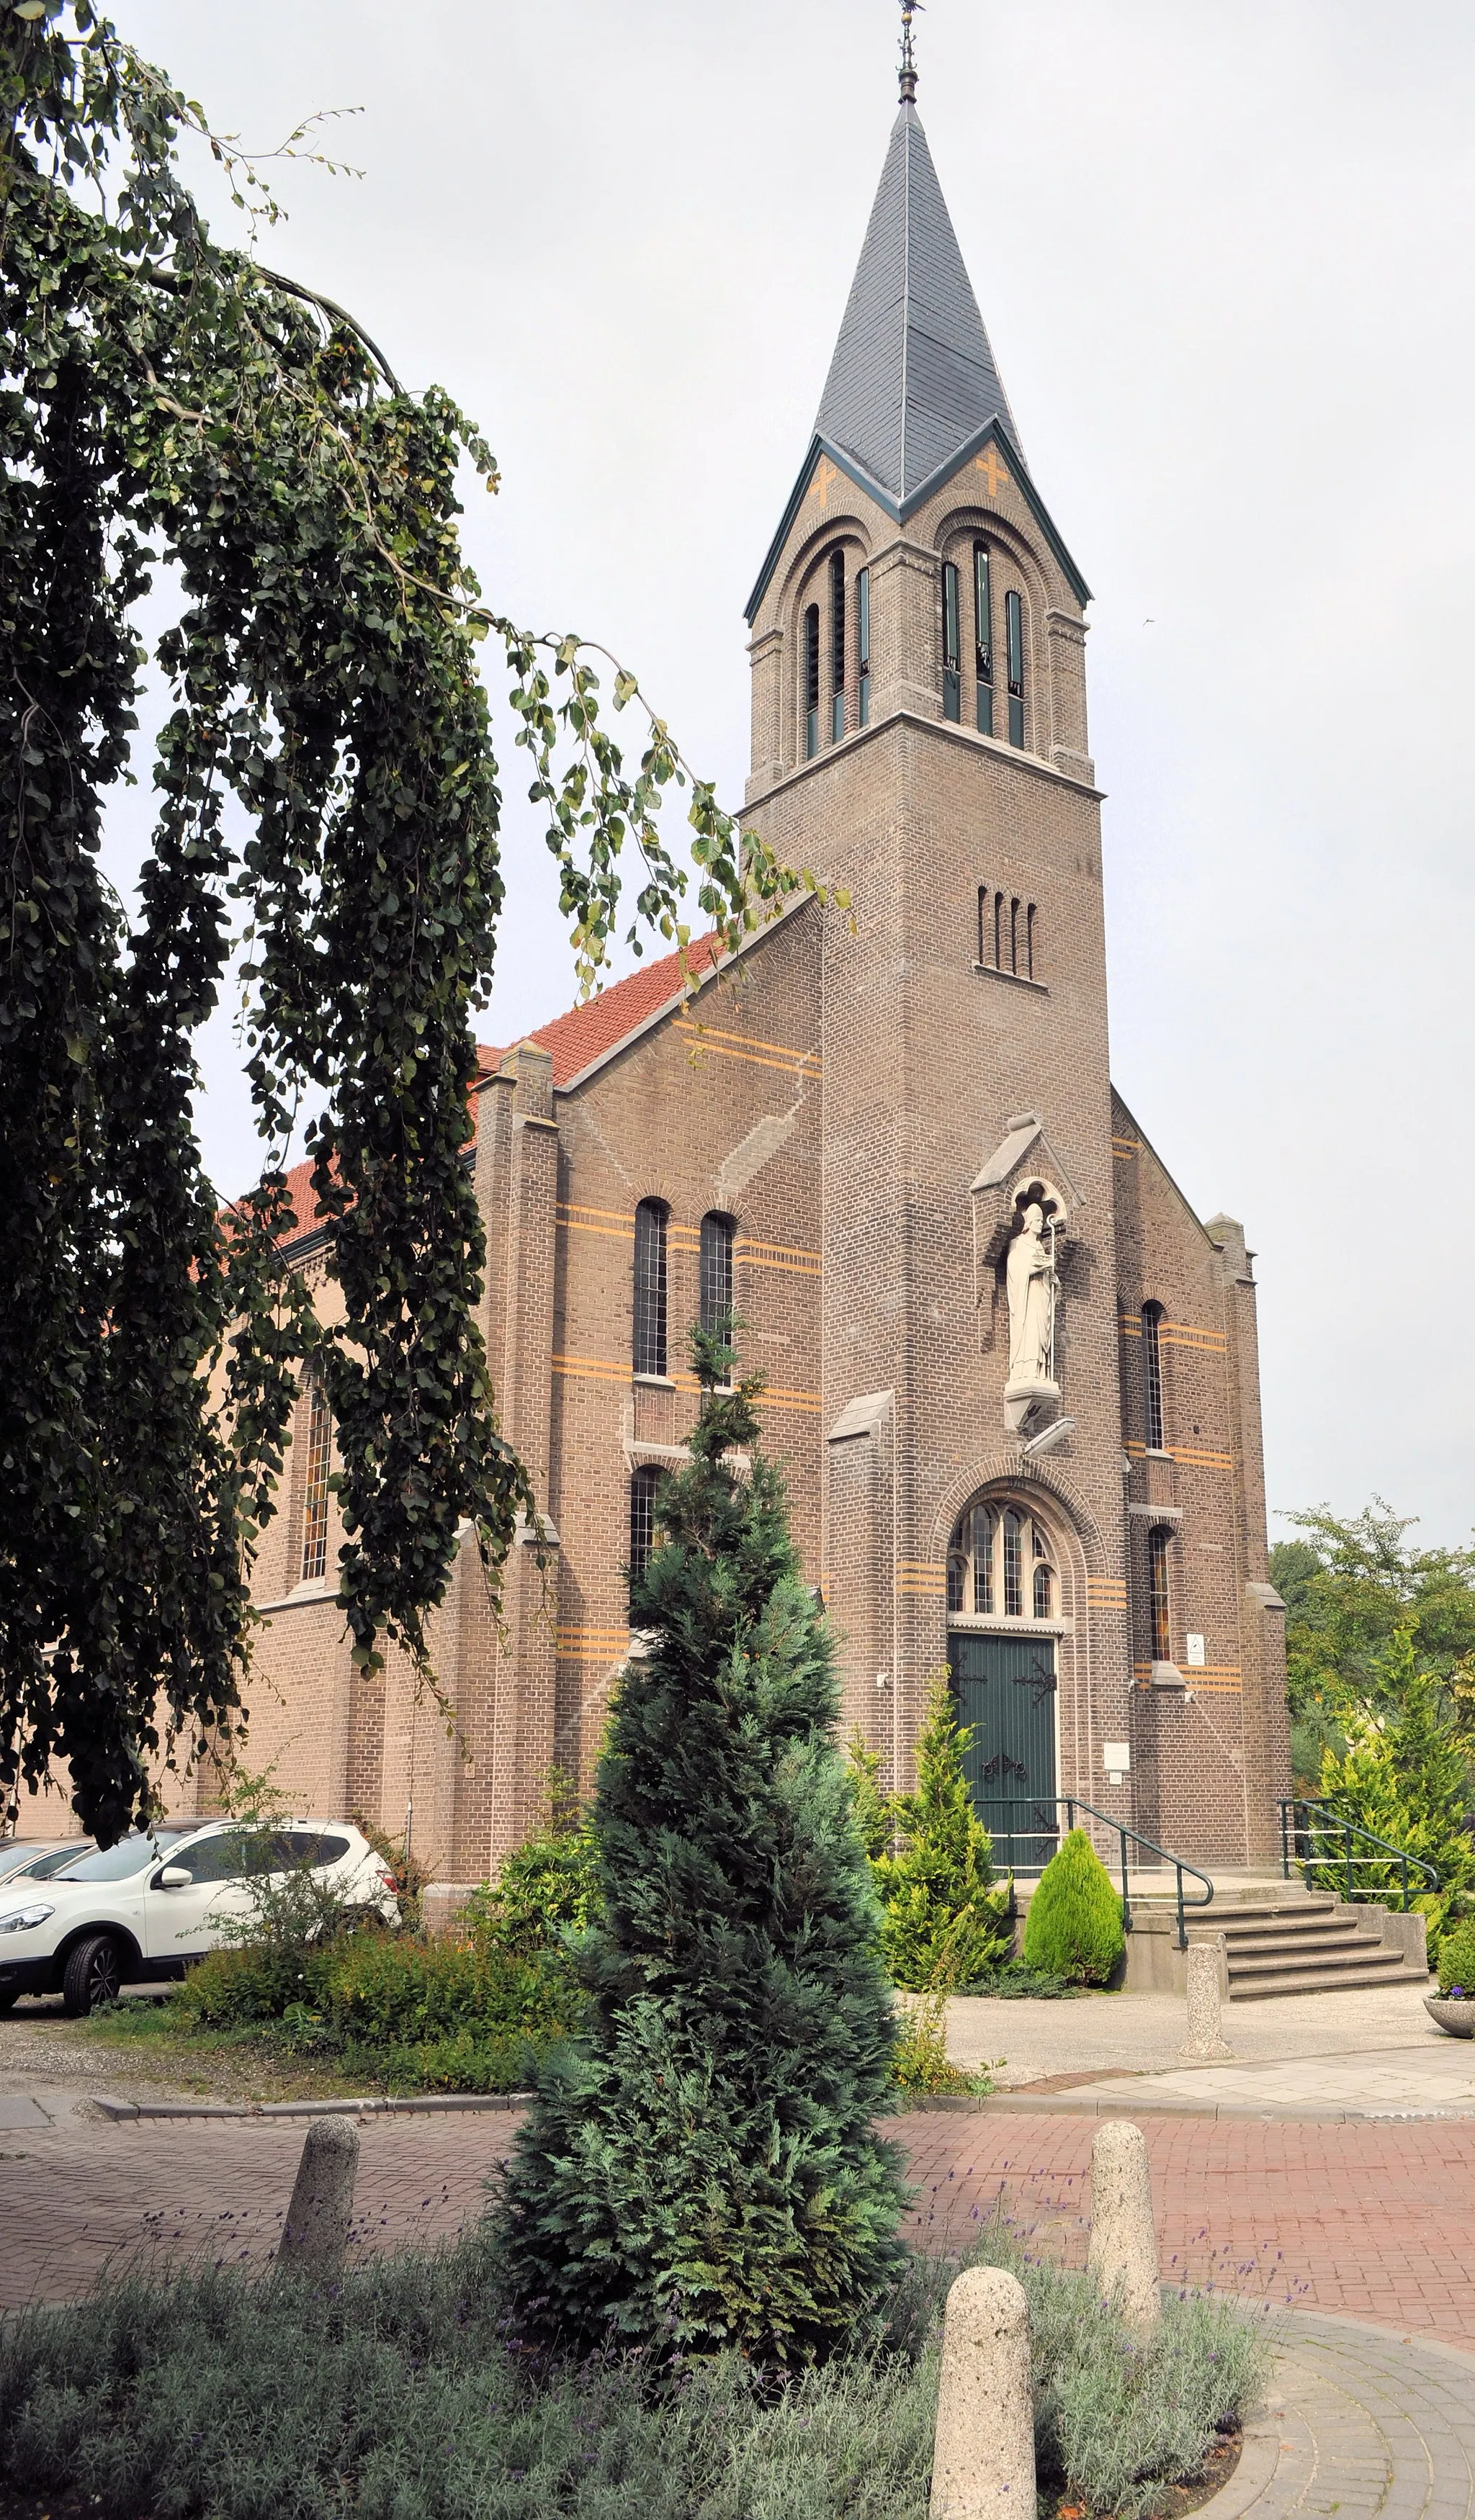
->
1142, 1301, 1165, 1451
829, 548, 846, 742
1033, 1560, 1054, 1620
856, 567, 871, 726
633, 1200, 668, 1377
974, 541, 994, 735
699, 1210, 735, 1339
992, 889, 1003, 970
803, 603, 820, 760
972, 1505, 995, 1614
1008, 897, 1020, 976
1005, 588, 1025, 747
942, 562, 961, 721
977, 885, 992, 968
1026, 902, 1037, 981
1003, 1508, 1024, 1618
629, 1464, 663, 1589
1148, 1526, 1172, 1662
300, 1376, 332, 1584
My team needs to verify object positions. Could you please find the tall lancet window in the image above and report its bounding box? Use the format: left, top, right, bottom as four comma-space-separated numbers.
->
1142, 1301, 1166, 1451
1005, 588, 1025, 748
829, 548, 846, 742
803, 603, 820, 760
856, 567, 871, 726
699, 1211, 735, 1338
633, 1199, 669, 1377
1148, 1526, 1173, 1664
942, 562, 961, 721
974, 541, 995, 736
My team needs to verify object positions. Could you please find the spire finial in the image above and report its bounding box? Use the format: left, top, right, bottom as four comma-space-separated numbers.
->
899, 0, 922, 103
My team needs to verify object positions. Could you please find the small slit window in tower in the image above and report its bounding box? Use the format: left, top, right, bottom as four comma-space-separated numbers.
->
1142, 1302, 1165, 1451
993, 889, 1003, 970
942, 561, 961, 721
803, 603, 820, 760
974, 541, 995, 736
1026, 902, 1037, 981
829, 548, 846, 742
977, 885, 993, 968
1009, 897, 1021, 976
1003, 1508, 1024, 1617
1149, 1526, 1172, 1663
633, 1200, 669, 1377
856, 567, 871, 726
300, 1376, 332, 1584
699, 1211, 735, 1339
629, 1464, 663, 1590
1005, 588, 1025, 747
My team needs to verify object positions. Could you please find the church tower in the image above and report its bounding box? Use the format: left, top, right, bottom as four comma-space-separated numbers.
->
740, 35, 1284, 1860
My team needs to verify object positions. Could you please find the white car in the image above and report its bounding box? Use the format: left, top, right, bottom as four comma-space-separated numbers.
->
0, 1819, 398, 2016
0, 1839, 94, 1891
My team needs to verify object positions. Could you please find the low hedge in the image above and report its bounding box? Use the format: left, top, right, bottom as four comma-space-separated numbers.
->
174, 1926, 580, 2092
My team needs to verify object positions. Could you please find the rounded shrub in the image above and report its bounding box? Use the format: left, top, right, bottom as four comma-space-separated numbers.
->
1021, 1828, 1125, 1985
1435, 1914, 1475, 1997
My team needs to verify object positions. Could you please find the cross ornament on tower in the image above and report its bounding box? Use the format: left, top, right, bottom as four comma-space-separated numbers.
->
899, 0, 923, 102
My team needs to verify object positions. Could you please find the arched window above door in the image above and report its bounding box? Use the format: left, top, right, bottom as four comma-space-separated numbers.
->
946, 1495, 1057, 1623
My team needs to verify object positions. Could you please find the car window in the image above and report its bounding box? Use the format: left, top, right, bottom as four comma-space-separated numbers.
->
22, 1844, 97, 1881
52, 1831, 191, 1883
282, 1832, 351, 1869
163, 1833, 254, 1886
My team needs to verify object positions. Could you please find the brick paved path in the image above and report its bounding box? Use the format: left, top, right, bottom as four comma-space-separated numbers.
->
1234, 2316, 1475, 2519
1, 2105, 1473, 2356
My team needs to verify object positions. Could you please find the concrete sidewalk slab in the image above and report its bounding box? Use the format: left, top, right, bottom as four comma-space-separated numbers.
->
946, 1979, 1440, 2087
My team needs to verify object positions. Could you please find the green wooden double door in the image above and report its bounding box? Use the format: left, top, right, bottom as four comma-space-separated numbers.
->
949, 1629, 1060, 1872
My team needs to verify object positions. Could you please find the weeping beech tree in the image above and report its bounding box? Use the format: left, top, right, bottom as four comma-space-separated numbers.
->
0, 3, 814, 1842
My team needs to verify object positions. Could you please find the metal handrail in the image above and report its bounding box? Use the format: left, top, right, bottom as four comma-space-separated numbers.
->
1279, 1798, 1438, 1913
980, 1795, 1214, 1949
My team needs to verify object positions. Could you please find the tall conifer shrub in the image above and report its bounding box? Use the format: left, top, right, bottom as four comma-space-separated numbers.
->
496, 1326, 906, 2365
874, 1670, 1011, 1990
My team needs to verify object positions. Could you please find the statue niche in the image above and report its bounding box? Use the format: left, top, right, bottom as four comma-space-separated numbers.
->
1003, 1185, 1063, 1437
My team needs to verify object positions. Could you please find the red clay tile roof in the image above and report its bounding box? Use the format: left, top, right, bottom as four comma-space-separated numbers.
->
480, 931, 722, 1090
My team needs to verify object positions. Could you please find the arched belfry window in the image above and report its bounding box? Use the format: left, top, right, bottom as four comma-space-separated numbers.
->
942, 561, 961, 721
1005, 588, 1026, 747
973, 541, 994, 736
829, 547, 846, 742
633, 1200, 668, 1377
947, 1498, 1057, 1623
803, 603, 820, 760
1142, 1301, 1165, 1452
699, 1211, 735, 1337
629, 1463, 663, 1590
856, 567, 871, 726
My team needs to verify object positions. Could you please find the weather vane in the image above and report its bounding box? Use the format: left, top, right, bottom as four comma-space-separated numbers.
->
899, 0, 923, 102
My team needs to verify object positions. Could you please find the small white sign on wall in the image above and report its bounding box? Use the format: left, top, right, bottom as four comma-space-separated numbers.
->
1185, 1634, 1206, 1667
1103, 1742, 1131, 1783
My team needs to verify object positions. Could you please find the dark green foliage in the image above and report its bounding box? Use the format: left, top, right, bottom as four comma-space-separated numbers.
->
0, 2225, 1267, 2520
1435, 1915, 1475, 1995
873, 1671, 1010, 1991
1021, 1829, 1125, 1986
0, 4, 813, 1843
1272, 1503, 1475, 1792
496, 1323, 907, 2366
954, 1960, 1076, 1999
1315, 1632, 1475, 1935
169, 1924, 575, 2092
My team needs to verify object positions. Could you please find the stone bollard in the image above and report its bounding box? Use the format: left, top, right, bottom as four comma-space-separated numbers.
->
1086, 2119, 1160, 2336
276, 2117, 360, 2279
1180, 1938, 1234, 2061
930, 2265, 1036, 2520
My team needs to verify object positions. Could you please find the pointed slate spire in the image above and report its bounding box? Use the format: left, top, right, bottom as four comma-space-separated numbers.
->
814, 96, 1023, 508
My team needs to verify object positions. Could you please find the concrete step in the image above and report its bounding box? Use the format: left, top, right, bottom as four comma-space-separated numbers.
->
1219, 1927, 1391, 1963
1228, 1948, 1415, 1991
1228, 1961, 1430, 2000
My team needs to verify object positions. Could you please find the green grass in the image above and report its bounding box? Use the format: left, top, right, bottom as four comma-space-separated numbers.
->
0, 2216, 1270, 2520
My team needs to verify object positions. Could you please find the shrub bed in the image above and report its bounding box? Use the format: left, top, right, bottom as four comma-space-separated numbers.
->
0, 2222, 1268, 2520
169, 1926, 579, 2093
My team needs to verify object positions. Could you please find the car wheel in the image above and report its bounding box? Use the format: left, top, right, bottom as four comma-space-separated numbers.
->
61, 1933, 125, 2017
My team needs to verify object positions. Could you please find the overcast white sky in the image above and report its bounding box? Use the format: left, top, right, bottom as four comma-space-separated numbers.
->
109, 0, 1475, 1549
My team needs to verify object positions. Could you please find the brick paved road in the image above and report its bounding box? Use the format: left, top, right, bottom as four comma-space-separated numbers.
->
1, 2104, 1473, 2354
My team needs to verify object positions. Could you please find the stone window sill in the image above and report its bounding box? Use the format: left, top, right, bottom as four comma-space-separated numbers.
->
972, 961, 1047, 994
632, 1373, 676, 1390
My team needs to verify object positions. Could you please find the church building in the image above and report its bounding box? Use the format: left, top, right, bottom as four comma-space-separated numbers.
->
196, 54, 1293, 1889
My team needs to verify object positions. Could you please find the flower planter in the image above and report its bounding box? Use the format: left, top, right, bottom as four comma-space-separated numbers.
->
1424, 1994, 1475, 2038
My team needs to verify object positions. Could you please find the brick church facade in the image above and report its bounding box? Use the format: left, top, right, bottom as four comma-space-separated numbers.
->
169, 70, 1293, 1885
